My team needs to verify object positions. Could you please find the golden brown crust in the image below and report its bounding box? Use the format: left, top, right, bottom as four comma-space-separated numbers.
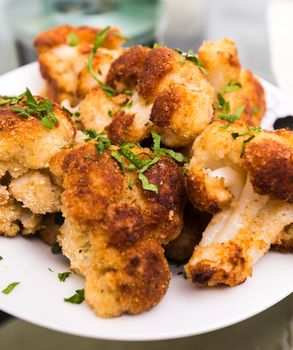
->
50, 142, 186, 317
137, 47, 177, 101
186, 168, 233, 213
185, 242, 249, 287
34, 25, 123, 53
243, 138, 293, 202
150, 85, 180, 127
106, 45, 149, 91
106, 111, 135, 144
101, 203, 145, 248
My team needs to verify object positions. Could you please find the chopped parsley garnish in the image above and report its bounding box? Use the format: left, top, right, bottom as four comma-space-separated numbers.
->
0, 256, 2, 261
175, 48, 207, 74
86, 26, 118, 97
2, 282, 20, 295
64, 289, 85, 304
151, 132, 189, 164
124, 90, 133, 96
128, 179, 134, 189
51, 243, 62, 254
7, 88, 58, 129
0, 92, 26, 106
84, 129, 112, 155
67, 32, 79, 47
110, 134, 189, 193
218, 105, 245, 124
123, 100, 133, 109
48, 268, 54, 272
58, 272, 72, 282
111, 151, 125, 171
231, 125, 261, 158
183, 168, 189, 175
108, 110, 113, 117
217, 93, 230, 112
62, 106, 73, 116
153, 43, 160, 48
220, 82, 242, 94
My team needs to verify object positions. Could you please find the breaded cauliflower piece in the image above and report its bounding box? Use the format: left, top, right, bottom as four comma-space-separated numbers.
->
0, 93, 75, 237
0, 97, 75, 177
34, 25, 124, 105
9, 170, 61, 214
50, 141, 185, 317
79, 46, 214, 147
185, 121, 293, 286
199, 39, 266, 125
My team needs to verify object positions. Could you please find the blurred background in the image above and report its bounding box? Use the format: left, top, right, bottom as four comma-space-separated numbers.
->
0, 0, 292, 349
0, 0, 284, 81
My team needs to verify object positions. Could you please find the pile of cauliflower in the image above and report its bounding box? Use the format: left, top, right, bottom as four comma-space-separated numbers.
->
0, 24, 291, 318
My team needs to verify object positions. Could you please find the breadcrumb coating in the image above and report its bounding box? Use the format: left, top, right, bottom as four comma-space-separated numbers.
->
185, 121, 293, 286
0, 95, 75, 238
34, 25, 124, 105
50, 142, 185, 316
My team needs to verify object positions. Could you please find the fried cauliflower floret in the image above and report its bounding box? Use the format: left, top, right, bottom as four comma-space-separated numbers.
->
80, 46, 214, 147
0, 98, 75, 177
34, 25, 124, 105
185, 121, 293, 286
198, 38, 241, 91
0, 95, 74, 237
9, 170, 61, 214
50, 141, 185, 317
199, 39, 266, 125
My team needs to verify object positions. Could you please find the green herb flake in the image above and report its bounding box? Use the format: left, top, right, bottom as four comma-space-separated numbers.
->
58, 272, 72, 282
138, 172, 158, 193
217, 93, 230, 113
86, 26, 118, 97
240, 135, 255, 158
183, 168, 189, 175
9, 88, 58, 129
123, 89, 133, 96
218, 105, 245, 123
84, 129, 111, 156
48, 268, 54, 272
123, 100, 133, 109
176, 48, 207, 74
111, 151, 125, 171
2, 282, 20, 295
128, 179, 134, 190
51, 243, 62, 255
151, 132, 189, 164
220, 82, 242, 94
64, 289, 85, 304
153, 43, 160, 48
0, 256, 3, 261
67, 32, 79, 47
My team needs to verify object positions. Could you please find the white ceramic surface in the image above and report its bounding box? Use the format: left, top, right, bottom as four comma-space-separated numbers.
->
0, 63, 292, 341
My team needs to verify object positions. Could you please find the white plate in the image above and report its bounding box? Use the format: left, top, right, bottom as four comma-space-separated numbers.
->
0, 63, 292, 341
